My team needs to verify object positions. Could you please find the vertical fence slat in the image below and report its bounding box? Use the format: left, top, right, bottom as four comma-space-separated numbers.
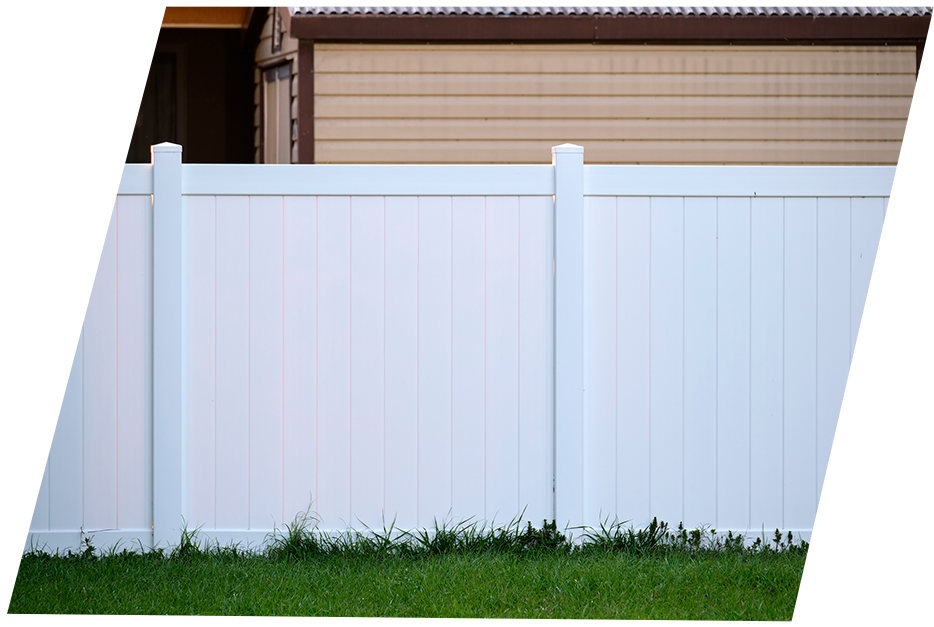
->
850, 198, 885, 359
152, 142, 184, 549
317, 196, 352, 529
249, 195, 284, 529
553, 144, 584, 530
350, 195, 386, 529
650, 196, 685, 526
750, 197, 785, 530
384, 197, 419, 529
518, 195, 554, 526
117, 195, 153, 532
716, 197, 752, 531
283, 196, 318, 524
417, 196, 453, 526
616, 196, 652, 530
683, 197, 718, 528
214, 196, 251, 531
583, 196, 617, 528
84, 206, 118, 532
185, 195, 217, 530
451, 196, 486, 523
49, 333, 84, 531
486, 196, 521, 523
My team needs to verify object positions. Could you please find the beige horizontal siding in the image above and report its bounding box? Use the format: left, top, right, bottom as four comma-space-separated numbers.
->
317, 95, 911, 120
315, 44, 916, 75
314, 44, 915, 165
316, 72, 917, 97
316, 140, 902, 165
317, 118, 910, 142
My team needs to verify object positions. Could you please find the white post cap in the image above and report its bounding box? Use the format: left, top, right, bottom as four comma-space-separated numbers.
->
151, 142, 183, 154
552, 143, 584, 155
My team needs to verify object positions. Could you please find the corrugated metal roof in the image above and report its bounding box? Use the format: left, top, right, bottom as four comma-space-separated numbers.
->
292, 7, 932, 18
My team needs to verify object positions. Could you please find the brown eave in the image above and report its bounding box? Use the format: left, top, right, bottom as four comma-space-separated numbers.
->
289, 13, 930, 45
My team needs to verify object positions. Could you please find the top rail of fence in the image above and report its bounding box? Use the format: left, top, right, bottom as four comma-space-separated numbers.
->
584, 165, 896, 198
119, 163, 556, 197
184, 164, 558, 196
119, 161, 896, 199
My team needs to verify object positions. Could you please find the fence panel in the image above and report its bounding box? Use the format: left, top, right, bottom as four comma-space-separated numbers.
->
28, 196, 153, 554
581, 177, 887, 536
28, 148, 892, 554
176, 188, 555, 538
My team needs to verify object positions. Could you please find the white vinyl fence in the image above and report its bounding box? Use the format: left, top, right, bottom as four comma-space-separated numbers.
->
26, 143, 890, 554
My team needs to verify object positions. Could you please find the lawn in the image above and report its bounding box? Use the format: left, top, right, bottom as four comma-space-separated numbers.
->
9, 518, 807, 619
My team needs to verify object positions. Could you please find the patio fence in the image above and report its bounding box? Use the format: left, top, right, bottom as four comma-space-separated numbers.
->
26, 143, 891, 553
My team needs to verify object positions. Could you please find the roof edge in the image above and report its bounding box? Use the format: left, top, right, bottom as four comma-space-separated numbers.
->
290, 12, 931, 44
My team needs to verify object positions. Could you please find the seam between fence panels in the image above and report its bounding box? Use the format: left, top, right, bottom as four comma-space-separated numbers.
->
646, 196, 653, 516
846, 198, 853, 528
516, 196, 521, 518
782, 199, 785, 532
450, 196, 454, 521
248, 197, 252, 531
715, 197, 719, 531
315, 196, 319, 527
349, 196, 353, 527
615, 196, 619, 520
383, 196, 387, 522
416, 196, 420, 529
682, 197, 686, 528
815, 202, 819, 516
748, 197, 752, 533
281, 196, 285, 527
484, 196, 488, 524
214, 197, 217, 530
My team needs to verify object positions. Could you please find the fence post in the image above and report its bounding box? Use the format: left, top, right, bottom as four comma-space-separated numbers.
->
552, 144, 585, 531
151, 142, 184, 550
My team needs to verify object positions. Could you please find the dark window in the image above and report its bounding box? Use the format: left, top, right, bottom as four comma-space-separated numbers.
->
7, 52, 178, 163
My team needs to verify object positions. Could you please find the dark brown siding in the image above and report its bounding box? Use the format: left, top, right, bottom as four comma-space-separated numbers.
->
298, 41, 315, 164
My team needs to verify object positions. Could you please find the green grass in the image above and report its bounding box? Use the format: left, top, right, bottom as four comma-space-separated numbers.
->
9, 517, 808, 619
